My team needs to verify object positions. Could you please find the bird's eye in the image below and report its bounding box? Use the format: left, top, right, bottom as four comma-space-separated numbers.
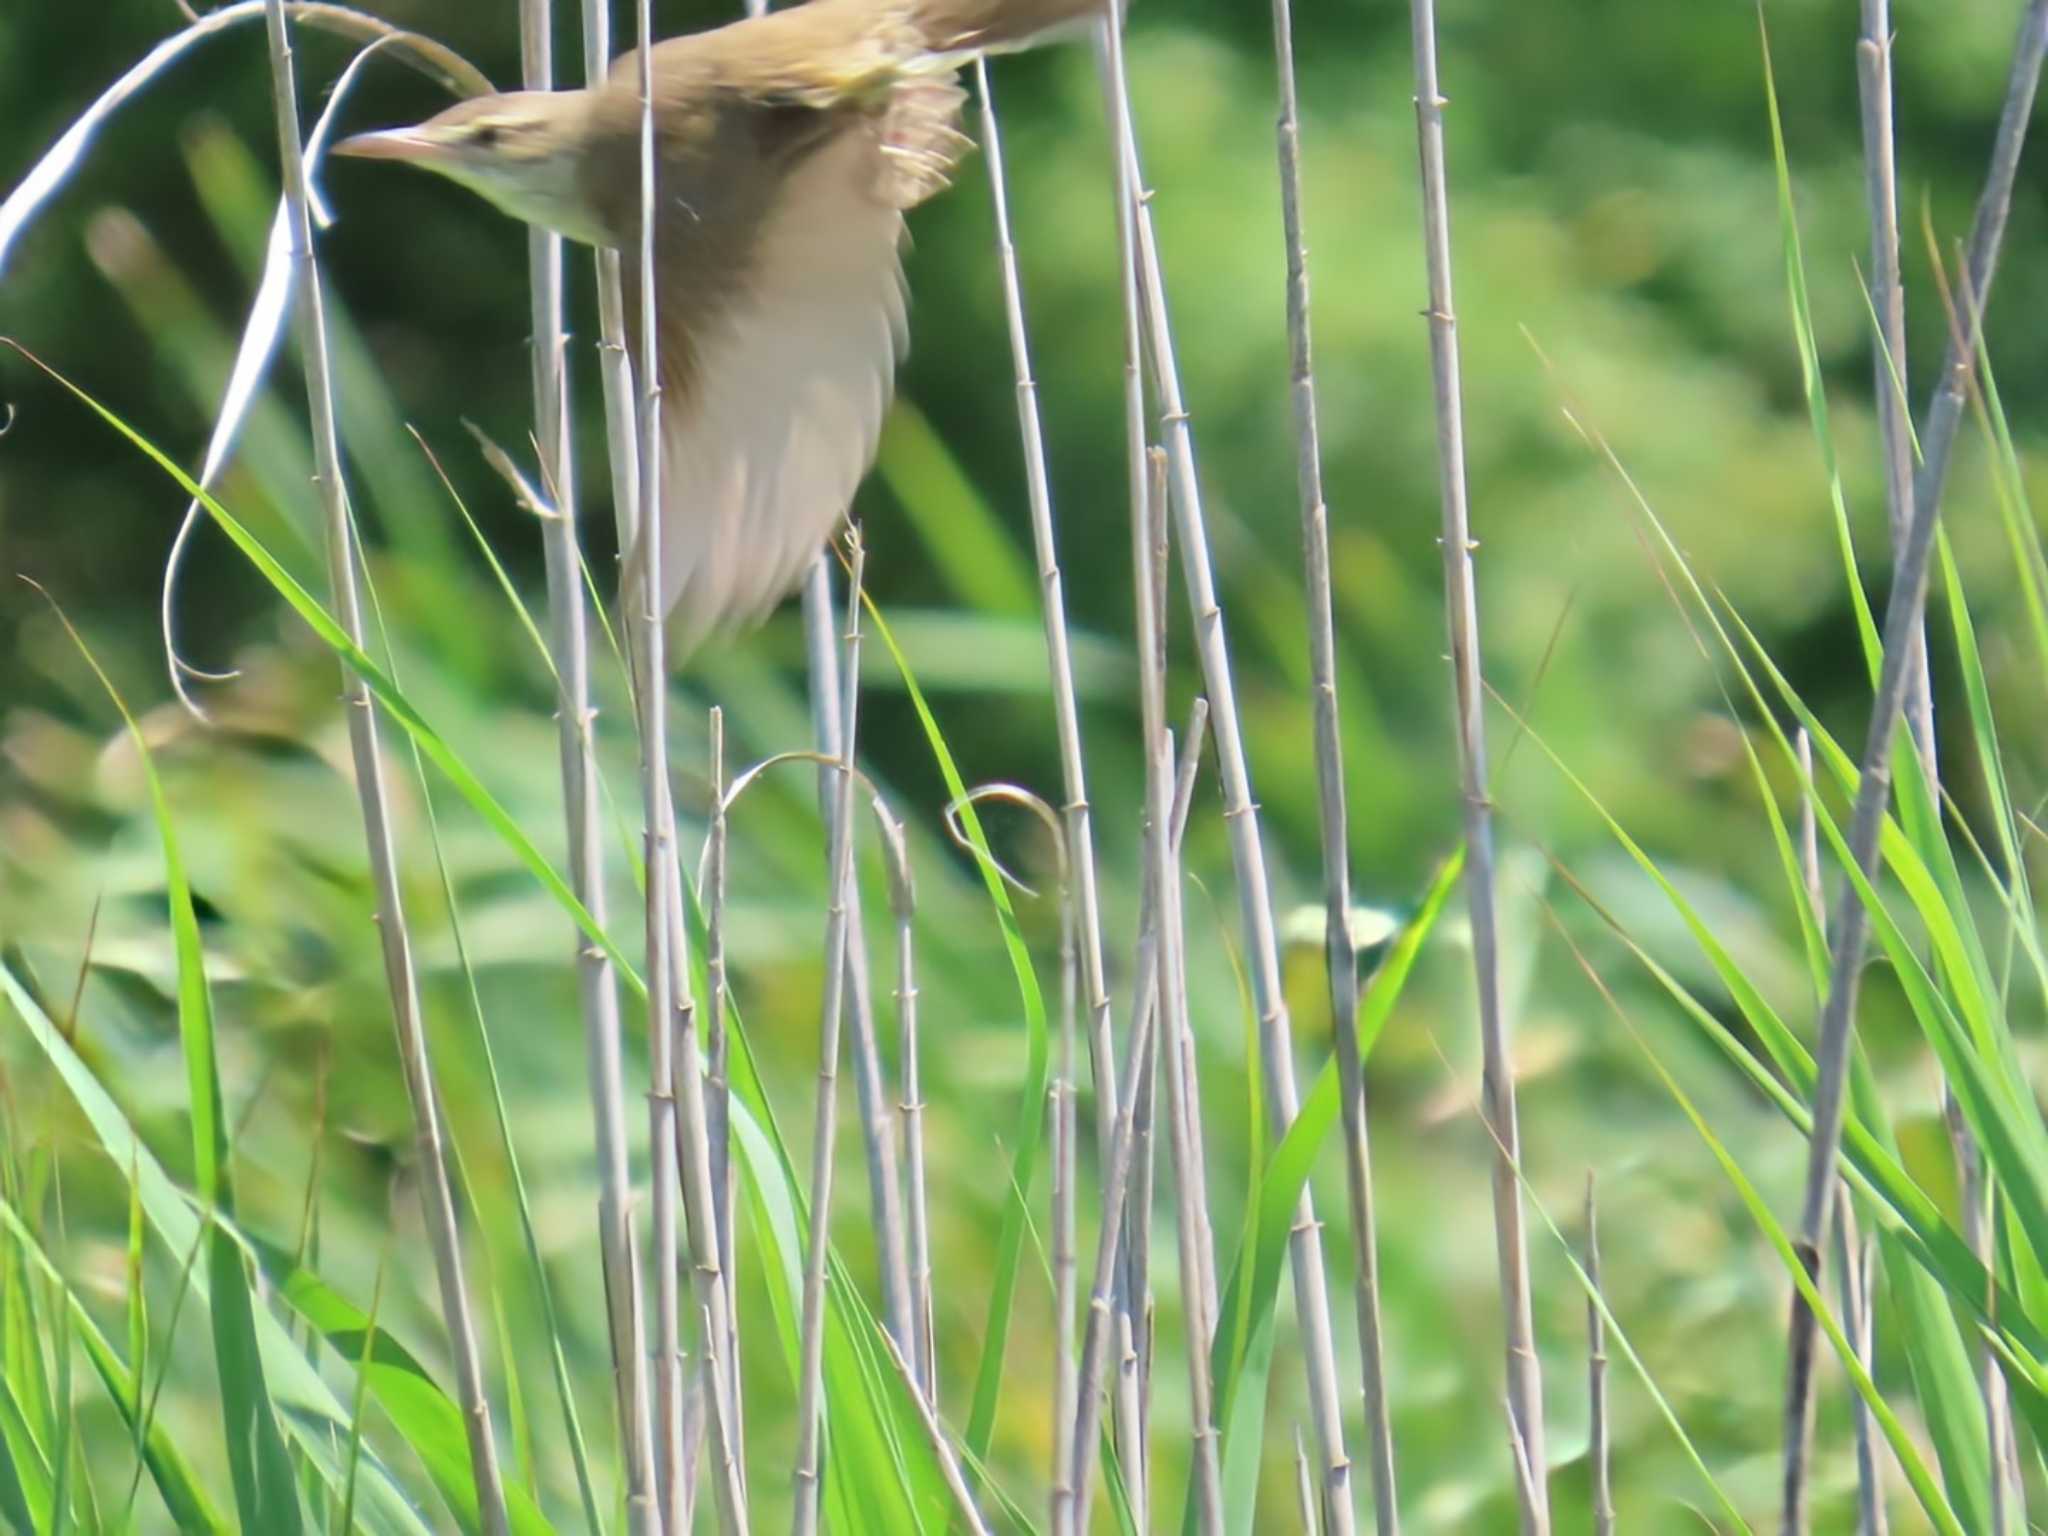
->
473, 124, 502, 148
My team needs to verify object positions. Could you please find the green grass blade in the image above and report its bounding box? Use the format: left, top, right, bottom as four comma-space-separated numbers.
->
861, 594, 1052, 1472
336, 1252, 387, 1536
1754, 2, 1880, 679
1, 962, 437, 1536
0, 1371, 53, 1533
1618, 965, 1965, 1536
0, 1201, 228, 1536
36, 596, 304, 1536
10, 345, 644, 1002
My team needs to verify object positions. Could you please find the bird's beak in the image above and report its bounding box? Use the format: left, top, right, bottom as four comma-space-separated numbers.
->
331, 127, 443, 162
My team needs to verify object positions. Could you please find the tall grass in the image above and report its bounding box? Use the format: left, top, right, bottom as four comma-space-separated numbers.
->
3, 1, 2048, 1534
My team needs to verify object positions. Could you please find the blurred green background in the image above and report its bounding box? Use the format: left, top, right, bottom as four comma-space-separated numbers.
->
3, 0, 2046, 1529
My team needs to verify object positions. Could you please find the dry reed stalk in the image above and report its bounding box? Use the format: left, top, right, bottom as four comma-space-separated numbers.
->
1052, 853, 1080, 1533
1147, 711, 1223, 1533
256, 5, 510, 1533
1264, 0, 1400, 1524
735, 0, 912, 1357
1856, 0, 1932, 772
1065, 717, 1207, 1526
969, 52, 1142, 1518
873, 784, 936, 1400
627, 4, 689, 1523
1066, 936, 1160, 1529
1795, 730, 1888, 1533
1584, 1177, 1612, 1536
656, 685, 751, 1533
1295, 1427, 1322, 1536
971, 54, 1121, 1192
1118, 270, 1224, 1524
511, 0, 662, 1521
791, 535, 869, 1536
1795, 730, 1888, 1536
1859, 8, 2018, 1516
705, 707, 745, 1444
627, 3, 749, 1525
571, 1, 665, 1522
798, 563, 917, 1358
1402, 1, 1549, 1526
1093, 11, 1359, 1530
1780, 8, 2048, 1522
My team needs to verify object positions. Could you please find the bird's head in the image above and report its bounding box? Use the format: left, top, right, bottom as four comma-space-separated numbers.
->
335, 92, 611, 246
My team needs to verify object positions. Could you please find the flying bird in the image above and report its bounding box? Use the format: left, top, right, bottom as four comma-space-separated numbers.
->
338, 0, 1102, 652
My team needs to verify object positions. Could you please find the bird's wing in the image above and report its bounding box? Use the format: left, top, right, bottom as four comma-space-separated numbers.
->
620, 119, 913, 656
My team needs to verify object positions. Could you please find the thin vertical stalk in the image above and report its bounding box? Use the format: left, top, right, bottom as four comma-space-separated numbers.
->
799, 562, 916, 1360
1065, 715, 1208, 1528
781, 0, 911, 1340
706, 707, 743, 1441
1800, 732, 1886, 1536
1585, 1177, 1612, 1536
1295, 1428, 1322, 1536
1051, 878, 1080, 1534
792, 537, 868, 1536
972, 51, 1132, 1519
629, 4, 687, 1524
576, 0, 663, 1520
1095, 13, 1359, 1532
1834, 1207, 1887, 1536
1857, 0, 1932, 771
1857, 1237, 1890, 1536
1780, 8, 2048, 1523
1066, 955, 1159, 1530
1403, 2, 1549, 1527
1113, 1305, 1148, 1532
1864, 4, 2015, 1515
1151, 708, 1223, 1534
628, 6, 749, 1529
1267, 0, 1399, 1522
975, 57, 1122, 1181
256, 7, 509, 1534
880, 791, 937, 1401
525, 0, 658, 1522
1125, 295, 1223, 1524
1154, 457, 1222, 1341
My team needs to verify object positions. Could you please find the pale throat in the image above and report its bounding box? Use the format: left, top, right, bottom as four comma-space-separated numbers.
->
444, 154, 616, 249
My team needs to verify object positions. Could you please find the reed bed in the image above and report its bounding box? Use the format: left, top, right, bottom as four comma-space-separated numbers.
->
3, 2, 2048, 1534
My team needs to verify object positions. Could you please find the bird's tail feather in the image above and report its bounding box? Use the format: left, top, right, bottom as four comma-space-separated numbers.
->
905, 0, 1111, 66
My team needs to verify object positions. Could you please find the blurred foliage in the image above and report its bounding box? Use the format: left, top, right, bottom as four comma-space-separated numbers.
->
2, 0, 2046, 1530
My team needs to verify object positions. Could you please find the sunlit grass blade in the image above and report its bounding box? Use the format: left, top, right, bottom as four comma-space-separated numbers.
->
1755, 2, 1880, 679
1644, 1012, 1964, 1535
2, 962, 444, 1536
0, 1200, 229, 1534
32, 594, 305, 1535
336, 1251, 388, 1536
0, 1369, 53, 1534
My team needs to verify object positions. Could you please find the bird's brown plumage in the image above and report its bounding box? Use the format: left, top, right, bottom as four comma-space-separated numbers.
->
343, 0, 1102, 650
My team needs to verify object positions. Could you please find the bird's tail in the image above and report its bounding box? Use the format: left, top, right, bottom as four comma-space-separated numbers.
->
904, 0, 1111, 66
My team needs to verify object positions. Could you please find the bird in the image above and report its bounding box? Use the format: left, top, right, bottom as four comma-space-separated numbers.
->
336, 0, 1103, 654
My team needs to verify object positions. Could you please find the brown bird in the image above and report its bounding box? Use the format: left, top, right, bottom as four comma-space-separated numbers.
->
337, 0, 1100, 651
